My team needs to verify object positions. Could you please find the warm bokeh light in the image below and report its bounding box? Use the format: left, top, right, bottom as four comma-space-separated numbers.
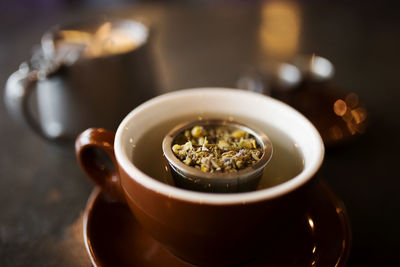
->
259, 0, 300, 60
333, 99, 347, 116
333, 93, 367, 136
308, 216, 315, 231
345, 92, 359, 109
351, 107, 367, 124
58, 22, 139, 58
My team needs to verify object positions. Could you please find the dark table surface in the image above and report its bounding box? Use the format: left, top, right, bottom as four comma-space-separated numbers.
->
1, 1, 400, 266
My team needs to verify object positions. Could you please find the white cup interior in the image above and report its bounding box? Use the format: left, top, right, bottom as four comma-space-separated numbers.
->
115, 88, 324, 204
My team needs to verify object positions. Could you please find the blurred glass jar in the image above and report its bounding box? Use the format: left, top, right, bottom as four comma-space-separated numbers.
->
238, 55, 367, 148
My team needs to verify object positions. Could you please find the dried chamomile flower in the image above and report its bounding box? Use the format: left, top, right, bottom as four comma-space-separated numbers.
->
172, 125, 263, 173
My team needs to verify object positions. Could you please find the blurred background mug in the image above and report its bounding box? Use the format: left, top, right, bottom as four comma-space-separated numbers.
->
4, 18, 159, 143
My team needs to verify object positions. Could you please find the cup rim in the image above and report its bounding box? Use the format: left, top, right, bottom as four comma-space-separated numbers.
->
115, 88, 325, 205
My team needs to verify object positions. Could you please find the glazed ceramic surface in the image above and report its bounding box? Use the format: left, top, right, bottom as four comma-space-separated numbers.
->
76, 88, 324, 266
83, 182, 350, 267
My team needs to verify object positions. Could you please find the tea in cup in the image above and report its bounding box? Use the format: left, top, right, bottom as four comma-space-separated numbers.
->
75, 87, 324, 266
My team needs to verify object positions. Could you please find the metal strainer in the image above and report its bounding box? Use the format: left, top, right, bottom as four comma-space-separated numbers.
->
162, 119, 273, 193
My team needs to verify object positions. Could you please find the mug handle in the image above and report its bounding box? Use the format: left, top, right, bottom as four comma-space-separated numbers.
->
75, 128, 126, 203
4, 64, 49, 139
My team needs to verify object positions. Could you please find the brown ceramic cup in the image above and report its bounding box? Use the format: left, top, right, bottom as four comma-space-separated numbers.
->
75, 88, 324, 266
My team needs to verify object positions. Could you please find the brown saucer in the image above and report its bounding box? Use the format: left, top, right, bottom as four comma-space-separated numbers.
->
83, 182, 351, 267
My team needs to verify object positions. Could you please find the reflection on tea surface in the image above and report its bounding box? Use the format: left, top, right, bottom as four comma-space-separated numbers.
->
131, 114, 304, 191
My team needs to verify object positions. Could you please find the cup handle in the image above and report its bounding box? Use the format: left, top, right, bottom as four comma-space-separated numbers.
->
75, 128, 126, 203
4, 64, 51, 139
